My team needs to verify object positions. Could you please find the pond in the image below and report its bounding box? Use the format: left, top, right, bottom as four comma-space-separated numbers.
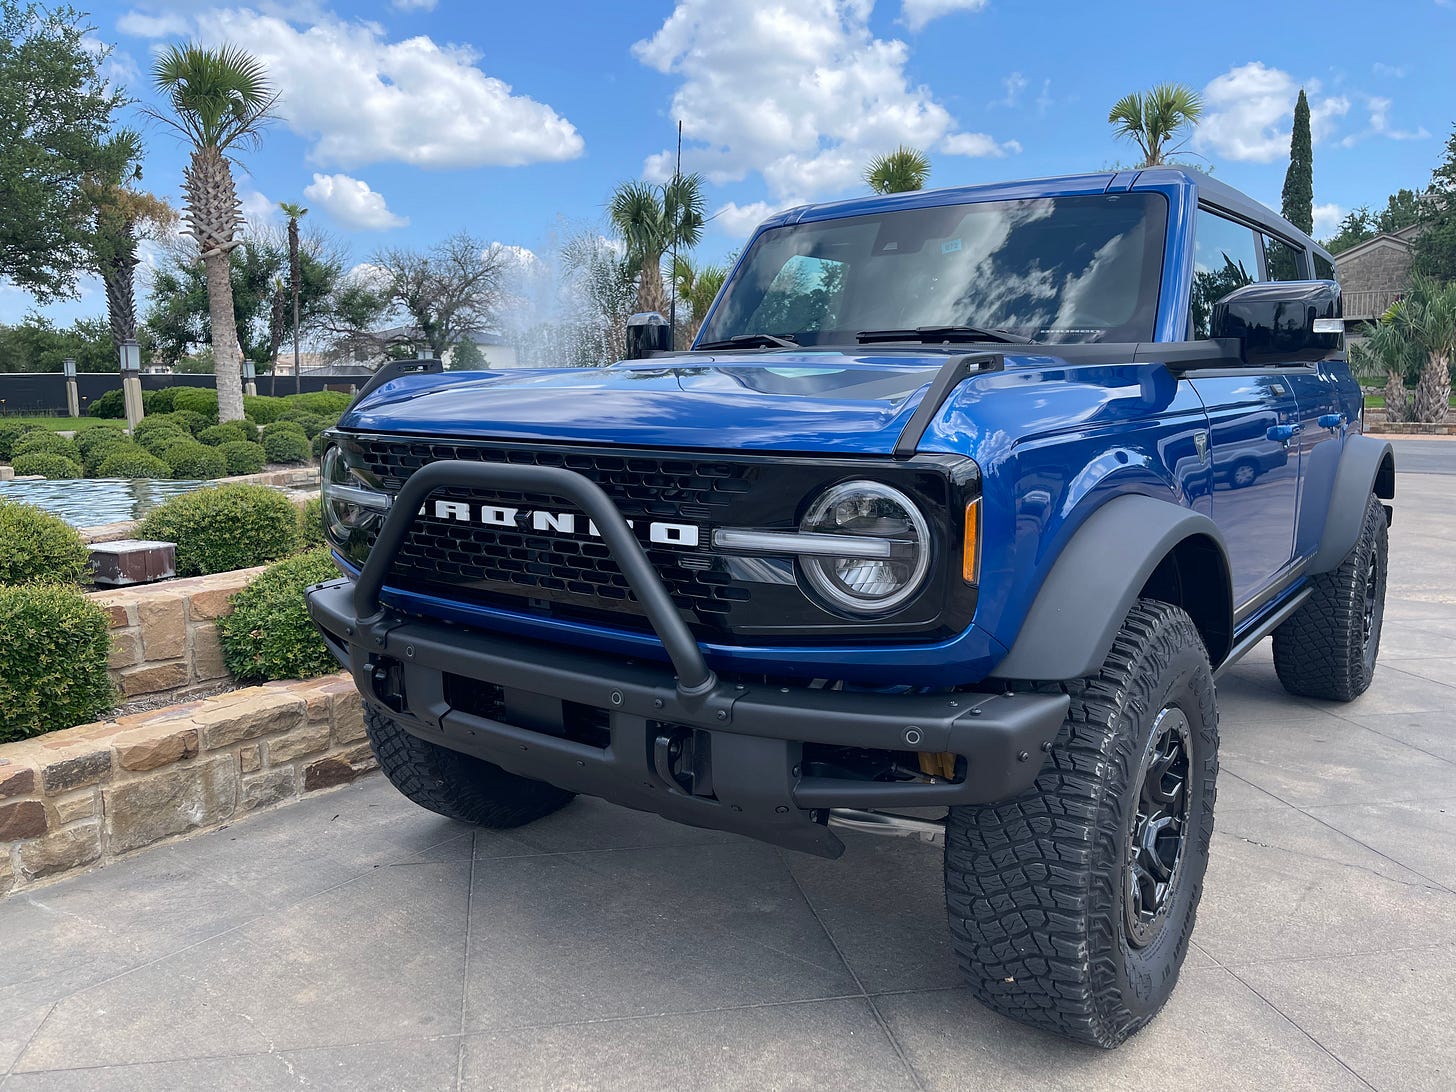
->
0, 477, 211, 527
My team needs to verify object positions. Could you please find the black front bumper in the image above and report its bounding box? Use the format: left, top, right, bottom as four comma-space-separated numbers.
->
308, 580, 1068, 858
306, 458, 1068, 857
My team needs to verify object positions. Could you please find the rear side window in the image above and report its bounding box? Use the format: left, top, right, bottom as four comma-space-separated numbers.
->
1261, 233, 1305, 281
1313, 252, 1336, 281
1191, 210, 1258, 338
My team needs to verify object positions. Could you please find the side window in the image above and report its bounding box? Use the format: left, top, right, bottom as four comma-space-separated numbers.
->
1261, 233, 1305, 282
745, 254, 846, 334
1191, 210, 1258, 338
1312, 252, 1335, 281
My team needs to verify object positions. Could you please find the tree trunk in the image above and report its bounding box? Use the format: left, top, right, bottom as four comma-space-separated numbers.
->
1413, 351, 1452, 424
1384, 370, 1411, 423
102, 226, 139, 348
204, 248, 246, 421
637, 253, 667, 316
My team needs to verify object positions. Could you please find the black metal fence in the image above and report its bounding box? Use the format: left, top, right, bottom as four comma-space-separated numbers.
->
0, 373, 373, 416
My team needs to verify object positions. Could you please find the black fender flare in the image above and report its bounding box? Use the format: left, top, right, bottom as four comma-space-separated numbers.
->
1307, 435, 1395, 574
992, 494, 1232, 681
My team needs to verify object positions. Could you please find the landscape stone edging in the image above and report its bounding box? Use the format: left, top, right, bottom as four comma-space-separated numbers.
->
0, 673, 376, 897
88, 566, 267, 703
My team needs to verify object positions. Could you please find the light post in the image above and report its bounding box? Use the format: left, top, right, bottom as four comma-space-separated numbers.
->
119, 339, 143, 430
242, 359, 257, 397
63, 358, 79, 418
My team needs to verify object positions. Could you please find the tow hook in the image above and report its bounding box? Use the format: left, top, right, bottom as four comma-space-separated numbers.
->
652, 727, 715, 797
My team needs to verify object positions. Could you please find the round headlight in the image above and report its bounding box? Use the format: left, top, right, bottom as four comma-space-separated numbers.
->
321, 446, 390, 542
799, 481, 931, 614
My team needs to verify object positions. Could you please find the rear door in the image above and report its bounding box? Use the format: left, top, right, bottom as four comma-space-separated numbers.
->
1186, 209, 1302, 608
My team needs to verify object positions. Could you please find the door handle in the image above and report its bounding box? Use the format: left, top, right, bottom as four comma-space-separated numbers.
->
1318, 413, 1345, 429
1267, 424, 1296, 442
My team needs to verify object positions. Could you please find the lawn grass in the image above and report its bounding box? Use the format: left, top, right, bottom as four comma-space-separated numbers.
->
1363, 395, 1456, 409
0, 416, 123, 431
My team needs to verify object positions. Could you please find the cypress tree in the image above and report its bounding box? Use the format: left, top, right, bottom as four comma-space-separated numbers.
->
1281, 89, 1314, 235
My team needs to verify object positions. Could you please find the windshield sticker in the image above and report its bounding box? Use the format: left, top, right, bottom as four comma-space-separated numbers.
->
942, 238, 963, 254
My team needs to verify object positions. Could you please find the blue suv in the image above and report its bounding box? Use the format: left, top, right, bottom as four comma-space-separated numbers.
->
308, 168, 1395, 1047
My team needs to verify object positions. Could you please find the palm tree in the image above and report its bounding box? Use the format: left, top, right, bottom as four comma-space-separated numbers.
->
608, 173, 705, 317
1361, 275, 1455, 424
864, 146, 931, 195
84, 130, 176, 350
671, 255, 728, 347
148, 43, 277, 421
1108, 83, 1204, 167
279, 201, 307, 393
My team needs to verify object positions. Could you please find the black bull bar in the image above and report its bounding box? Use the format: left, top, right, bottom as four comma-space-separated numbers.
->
307, 459, 1069, 857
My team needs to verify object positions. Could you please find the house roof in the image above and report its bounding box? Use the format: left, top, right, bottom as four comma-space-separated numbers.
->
1333, 231, 1416, 265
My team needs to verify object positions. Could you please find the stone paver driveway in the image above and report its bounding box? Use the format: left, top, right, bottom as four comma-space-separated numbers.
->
2, 442, 1454, 1091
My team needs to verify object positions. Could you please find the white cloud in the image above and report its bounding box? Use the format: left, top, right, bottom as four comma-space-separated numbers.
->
115, 10, 190, 37
901, 0, 989, 32
634, 0, 1015, 206
303, 173, 408, 230
392, 0, 438, 10
239, 187, 280, 230
1363, 96, 1429, 142
125, 9, 584, 170
1313, 202, 1344, 237
993, 72, 1027, 109
1195, 63, 1349, 162
1372, 62, 1407, 78
713, 201, 780, 238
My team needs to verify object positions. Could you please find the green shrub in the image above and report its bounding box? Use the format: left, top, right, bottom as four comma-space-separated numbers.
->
217, 548, 339, 683
198, 421, 257, 447
218, 440, 266, 476
172, 409, 210, 436
73, 423, 126, 456
171, 387, 219, 420
81, 434, 139, 475
143, 387, 180, 414
263, 418, 307, 439
0, 584, 115, 742
136, 425, 189, 454
160, 440, 227, 480
14, 431, 81, 463
97, 449, 172, 479
0, 421, 45, 459
281, 412, 330, 439
262, 428, 311, 465
299, 495, 325, 546
286, 390, 352, 416
134, 414, 187, 441
87, 389, 126, 418
137, 483, 302, 576
0, 500, 90, 584
12, 452, 83, 479
243, 394, 288, 423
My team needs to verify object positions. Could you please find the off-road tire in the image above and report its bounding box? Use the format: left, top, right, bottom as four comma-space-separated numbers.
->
1272, 492, 1388, 702
944, 600, 1219, 1048
364, 705, 575, 827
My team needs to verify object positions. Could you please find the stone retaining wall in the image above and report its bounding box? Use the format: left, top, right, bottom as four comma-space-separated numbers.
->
0, 674, 375, 896
89, 567, 266, 702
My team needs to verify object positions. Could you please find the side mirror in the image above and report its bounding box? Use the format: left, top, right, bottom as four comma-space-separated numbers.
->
1211, 280, 1343, 365
625, 312, 671, 360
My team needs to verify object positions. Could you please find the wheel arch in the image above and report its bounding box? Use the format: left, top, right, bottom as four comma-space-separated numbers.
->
992, 494, 1233, 681
1308, 436, 1395, 574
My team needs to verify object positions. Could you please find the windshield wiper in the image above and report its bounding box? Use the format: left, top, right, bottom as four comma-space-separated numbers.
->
856, 325, 1035, 345
696, 332, 799, 350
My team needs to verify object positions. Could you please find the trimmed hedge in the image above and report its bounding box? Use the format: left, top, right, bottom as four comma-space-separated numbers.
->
218, 440, 266, 476
160, 440, 227, 480
0, 421, 46, 459
217, 548, 339, 683
171, 387, 219, 420
0, 584, 115, 742
97, 449, 171, 479
144, 387, 180, 414
287, 390, 352, 416
0, 500, 90, 584
137, 483, 302, 576
73, 423, 127, 456
81, 434, 139, 475
14, 431, 81, 464
12, 452, 83, 479
198, 421, 257, 447
262, 428, 311, 465
87, 389, 126, 418
299, 495, 325, 546
242, 394, 288, 423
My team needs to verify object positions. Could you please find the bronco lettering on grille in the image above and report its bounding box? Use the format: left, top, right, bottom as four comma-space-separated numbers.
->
424, 500, 700, 548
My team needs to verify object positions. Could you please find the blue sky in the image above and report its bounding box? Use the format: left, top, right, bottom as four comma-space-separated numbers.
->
6, 0, 1454, 326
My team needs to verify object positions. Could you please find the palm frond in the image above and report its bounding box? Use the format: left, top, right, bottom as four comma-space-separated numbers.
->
149, 42, 278, 152
864, 146, 931, 195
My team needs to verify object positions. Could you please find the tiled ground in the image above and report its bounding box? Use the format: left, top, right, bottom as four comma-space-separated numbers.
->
1, 443, 1452, 1091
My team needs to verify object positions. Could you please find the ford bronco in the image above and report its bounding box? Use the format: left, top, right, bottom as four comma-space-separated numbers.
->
307, 168, 1395, 1047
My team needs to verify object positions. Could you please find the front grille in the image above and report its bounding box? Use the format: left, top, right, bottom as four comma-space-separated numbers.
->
332, 433, 973, 643
348, 437, 757, 632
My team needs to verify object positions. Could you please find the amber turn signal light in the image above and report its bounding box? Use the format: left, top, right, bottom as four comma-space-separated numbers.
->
963, 498, 981, 585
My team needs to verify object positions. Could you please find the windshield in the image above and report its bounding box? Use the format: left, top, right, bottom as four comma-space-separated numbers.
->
698, 192, 1168, 346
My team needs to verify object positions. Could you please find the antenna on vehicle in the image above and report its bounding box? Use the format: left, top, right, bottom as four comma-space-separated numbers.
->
668, 118, 682, 351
